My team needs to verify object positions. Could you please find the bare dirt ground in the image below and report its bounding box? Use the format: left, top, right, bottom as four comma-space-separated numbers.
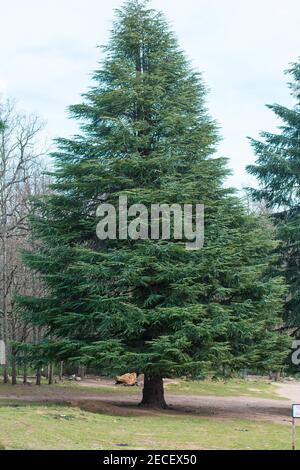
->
275, 381, 300, 402
0, 377, 298, 425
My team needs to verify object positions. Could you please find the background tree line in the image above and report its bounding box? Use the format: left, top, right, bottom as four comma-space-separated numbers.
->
0, 99, 49, 384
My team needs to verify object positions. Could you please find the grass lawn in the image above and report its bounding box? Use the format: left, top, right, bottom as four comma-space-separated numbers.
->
0, 377, 283, 400
164, 379, 283, 400
54, 378, 283, 400
0, 404, 295, 450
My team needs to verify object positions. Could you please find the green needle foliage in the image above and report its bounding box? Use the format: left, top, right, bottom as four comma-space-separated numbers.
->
18, 0, 288, 407
247, 61, 300, 329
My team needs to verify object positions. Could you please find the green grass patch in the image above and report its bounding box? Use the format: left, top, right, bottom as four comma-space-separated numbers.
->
165, 379, 284, 400
0, 404, 295, 450
63, 378, 284, 400
0, 377, 285, 401
57, 381, 140, 395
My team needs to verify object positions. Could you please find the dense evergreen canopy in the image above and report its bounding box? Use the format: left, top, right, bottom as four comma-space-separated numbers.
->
248, 61, 300, 329
19, 0, 288, 407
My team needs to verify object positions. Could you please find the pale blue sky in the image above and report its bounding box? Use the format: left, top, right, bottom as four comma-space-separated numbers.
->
1, 0, 299, 187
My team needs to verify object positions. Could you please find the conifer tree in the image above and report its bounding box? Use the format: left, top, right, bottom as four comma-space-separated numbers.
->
247, 61, 300, 329
19, 0, 288, 407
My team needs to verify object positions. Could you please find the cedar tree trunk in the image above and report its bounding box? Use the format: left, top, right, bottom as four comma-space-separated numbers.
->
140, 375, 167, 409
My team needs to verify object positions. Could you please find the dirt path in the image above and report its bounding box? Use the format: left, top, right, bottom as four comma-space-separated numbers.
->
274, 381, 300, 403
0, 381, 296, 425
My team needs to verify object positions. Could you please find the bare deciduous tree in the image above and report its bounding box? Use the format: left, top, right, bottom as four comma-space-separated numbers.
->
0, 99, 48, 384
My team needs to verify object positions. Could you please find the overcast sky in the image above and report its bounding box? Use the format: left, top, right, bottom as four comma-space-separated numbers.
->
1, 0, 299, 188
